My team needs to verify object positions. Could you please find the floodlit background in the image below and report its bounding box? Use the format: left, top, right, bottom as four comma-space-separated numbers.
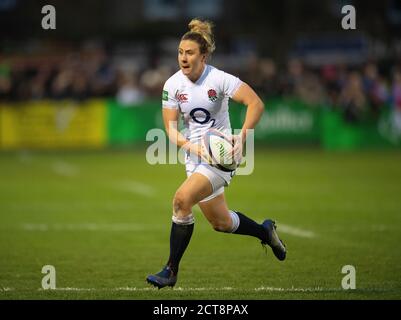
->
0, 0, 400, 299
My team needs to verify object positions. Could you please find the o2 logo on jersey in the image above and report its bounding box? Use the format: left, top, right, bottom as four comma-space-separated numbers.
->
208, 89, 218, 102
190, 108, 216, 127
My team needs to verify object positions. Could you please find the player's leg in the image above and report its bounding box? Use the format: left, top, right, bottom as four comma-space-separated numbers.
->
146, 172, 213, 288
198, 193, 286, 261
167, 172, 212, 274
199, 192, 266, 237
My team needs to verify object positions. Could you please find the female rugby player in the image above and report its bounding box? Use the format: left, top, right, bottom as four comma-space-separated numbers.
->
147, 19, 286, 289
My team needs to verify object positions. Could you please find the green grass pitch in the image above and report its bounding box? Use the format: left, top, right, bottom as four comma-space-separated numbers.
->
0, 148, 400, 299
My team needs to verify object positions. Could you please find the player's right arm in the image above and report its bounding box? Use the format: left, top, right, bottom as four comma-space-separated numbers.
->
162, 108, 207, 160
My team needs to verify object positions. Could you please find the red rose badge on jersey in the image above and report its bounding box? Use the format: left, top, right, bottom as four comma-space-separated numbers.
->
208, 89, 218, 102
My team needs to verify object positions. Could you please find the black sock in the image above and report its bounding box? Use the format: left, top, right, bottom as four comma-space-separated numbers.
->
167, 222, 194, 275
233, 211, 266, 241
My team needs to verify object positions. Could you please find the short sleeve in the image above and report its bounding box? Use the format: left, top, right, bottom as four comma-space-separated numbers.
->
162, 80, 178, 109
221, 72, 243, 98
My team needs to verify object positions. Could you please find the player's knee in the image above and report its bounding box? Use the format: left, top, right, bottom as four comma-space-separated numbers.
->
211, 219, 232, 233
173, 191, 192, 214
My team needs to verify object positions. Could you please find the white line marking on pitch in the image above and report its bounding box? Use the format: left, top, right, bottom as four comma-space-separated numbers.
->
51, 161, 79, 177
3, 287, 394, 293
277, 223, 316, 238
20, 222, 314, 238
21, 223, 164, 232
33, 286, 393, 293
35, 287, 339, 292
116, 181, 156, 197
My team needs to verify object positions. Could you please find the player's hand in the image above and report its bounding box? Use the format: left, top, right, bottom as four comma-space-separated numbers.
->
200, 143, 214, 164
232, 134, 244, 165
188, 142, 213, 164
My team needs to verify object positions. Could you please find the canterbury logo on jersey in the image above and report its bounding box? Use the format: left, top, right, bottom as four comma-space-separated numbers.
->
175, 91, 188, 103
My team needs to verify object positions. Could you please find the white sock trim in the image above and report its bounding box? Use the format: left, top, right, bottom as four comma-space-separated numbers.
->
172, 213, 195, 225
229, 210, 240, 233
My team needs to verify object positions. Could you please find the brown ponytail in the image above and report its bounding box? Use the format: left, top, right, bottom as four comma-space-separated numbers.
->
181, 18, 216, 55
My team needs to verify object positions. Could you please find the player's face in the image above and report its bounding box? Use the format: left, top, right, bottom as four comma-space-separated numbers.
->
178, 40, 206, 82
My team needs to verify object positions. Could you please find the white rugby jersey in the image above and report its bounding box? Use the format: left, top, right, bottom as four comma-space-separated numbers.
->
162, 64, 243, 143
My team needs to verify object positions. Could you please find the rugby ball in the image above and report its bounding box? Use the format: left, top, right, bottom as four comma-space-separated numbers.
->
202, 129, 238, 171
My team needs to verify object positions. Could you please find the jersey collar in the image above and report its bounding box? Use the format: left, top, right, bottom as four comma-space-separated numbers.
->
182, 64, 209, 86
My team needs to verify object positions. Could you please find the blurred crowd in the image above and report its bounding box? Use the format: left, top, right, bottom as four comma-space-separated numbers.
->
242, 56, 401, 123
1, 44, 401, 124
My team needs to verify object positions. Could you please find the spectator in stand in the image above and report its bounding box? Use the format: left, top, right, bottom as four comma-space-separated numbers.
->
241, 54, 264, 95
362, 62, 378, 95
116, 71, 145, 106
242, 56, 279, 99
296, 71, 326, 106
339, 71, 367, 123
51, 66, 73, 100
71, 71, 90, 101
140, 65, 172, 97
84, 45, 116, 97
279, 58, 304, 98
391, 69, 401, 135
258, 58, 279, 99
0, 61, 12, 100
30, 65, 51, 100
362, 62, 389, 117
321, 64, 342, 107
370, 74, 390, 117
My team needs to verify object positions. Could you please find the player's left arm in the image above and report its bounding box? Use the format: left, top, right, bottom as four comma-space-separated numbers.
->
231, 82, 265, 143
